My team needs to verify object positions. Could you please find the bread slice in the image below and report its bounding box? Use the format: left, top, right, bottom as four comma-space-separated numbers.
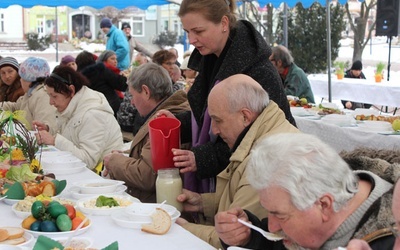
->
0, 229, 9, 242
141, 208, 172, 235
0, 237, 26, 245
0, 227, 24, 240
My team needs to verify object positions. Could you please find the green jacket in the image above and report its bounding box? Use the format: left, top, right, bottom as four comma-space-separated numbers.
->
284, 63, 315, 103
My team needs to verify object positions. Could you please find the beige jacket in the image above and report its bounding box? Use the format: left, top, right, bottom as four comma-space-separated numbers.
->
182, 101, 300, 248
108, 90, 190, 203
2, 83, 56, 133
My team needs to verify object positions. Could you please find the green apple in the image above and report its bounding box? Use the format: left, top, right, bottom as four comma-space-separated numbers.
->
392, 119, 400, 131
300, 98, 308, 106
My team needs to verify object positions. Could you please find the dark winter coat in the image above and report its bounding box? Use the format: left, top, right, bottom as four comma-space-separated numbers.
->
177, 20, 295, 179
80, 62, 127, 115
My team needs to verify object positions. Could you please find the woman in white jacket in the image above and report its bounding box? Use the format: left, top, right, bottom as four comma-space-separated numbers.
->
1, 57, 56, 132
34, 66, 123, 171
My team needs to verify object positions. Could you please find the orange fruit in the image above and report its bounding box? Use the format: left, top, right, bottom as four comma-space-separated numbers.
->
71, 217, 83, 230
22, 215, 37, 229
74, 211, 89, 228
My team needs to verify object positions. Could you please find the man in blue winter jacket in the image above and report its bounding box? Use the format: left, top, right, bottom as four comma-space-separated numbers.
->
100, 17, 130, 70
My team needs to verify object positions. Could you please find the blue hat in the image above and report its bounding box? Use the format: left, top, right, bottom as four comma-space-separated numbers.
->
19, 57, 50, 82
100, 18, 112, 28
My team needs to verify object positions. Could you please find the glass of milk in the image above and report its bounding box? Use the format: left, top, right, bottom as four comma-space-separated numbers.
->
156, 168, 183, 212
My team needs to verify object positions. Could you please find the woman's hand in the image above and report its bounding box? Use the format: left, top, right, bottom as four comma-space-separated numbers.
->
37, 130, 55, 145
32, 120, 49, 132
155, 109, 175, 118
172, 149, 197, 173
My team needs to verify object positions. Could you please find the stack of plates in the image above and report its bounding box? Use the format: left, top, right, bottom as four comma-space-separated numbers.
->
40, 153, 86, 175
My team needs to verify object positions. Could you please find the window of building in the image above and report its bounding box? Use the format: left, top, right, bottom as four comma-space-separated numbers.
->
132, 16, 144, 36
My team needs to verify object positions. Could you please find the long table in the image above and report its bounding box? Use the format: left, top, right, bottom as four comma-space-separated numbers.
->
0, 165, 216, 249
295, 116, 400, 152
308, 74, 400, 107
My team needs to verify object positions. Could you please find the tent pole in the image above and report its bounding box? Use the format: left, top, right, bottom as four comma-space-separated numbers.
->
55, 6, 59, 62
326, 0, 332, 102
283, 3, 288, 47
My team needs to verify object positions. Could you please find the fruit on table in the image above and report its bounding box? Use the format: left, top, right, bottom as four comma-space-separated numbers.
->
31, 201, 46, 220
393, 119, 400, 131
56, 214, 72, 232
30, 221, 42, 231
47, 203, 67, 219
300, 98, 308, 106
22, 215, 37, 230
26, 201, 87, 232
64, 204, 76, 220
40, 220, 58, 232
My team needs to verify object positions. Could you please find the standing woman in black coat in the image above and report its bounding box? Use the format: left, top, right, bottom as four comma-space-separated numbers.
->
75, 51, 127, 116
157, 0, 295, 193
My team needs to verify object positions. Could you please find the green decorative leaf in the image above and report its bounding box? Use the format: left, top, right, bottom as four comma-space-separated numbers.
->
33, 235, 64, 250
102, 241, 119, 250
5, 182, 25, 199
52, 179, 67, 195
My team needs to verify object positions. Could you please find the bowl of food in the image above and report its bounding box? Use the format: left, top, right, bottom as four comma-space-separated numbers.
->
12, 196, 75, 219
77, 195, 140, 216
73, 179, 125, 194
53, 237, 93, 249
40, 155, 83, 169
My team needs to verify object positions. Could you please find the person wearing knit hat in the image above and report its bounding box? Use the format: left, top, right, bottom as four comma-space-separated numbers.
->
342, 60, 370, 110
18, 57, 50, 82
120, 21, 153, 65
60, 55, 77, 71
1, 57, 56, 132
100, 17, 130, 71
0, 56, 24, 102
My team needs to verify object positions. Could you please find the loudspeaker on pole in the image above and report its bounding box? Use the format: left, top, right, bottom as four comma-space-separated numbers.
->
376, 0, 400, 37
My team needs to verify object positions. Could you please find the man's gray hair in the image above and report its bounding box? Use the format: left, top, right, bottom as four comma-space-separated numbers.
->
271, 45, 293, 68
128, 62, 173, 102
247, 133, 358, 212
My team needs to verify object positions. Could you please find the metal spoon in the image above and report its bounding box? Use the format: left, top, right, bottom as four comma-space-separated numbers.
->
237, 219, 283, 241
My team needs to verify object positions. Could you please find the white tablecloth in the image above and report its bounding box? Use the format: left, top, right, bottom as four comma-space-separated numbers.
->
308, 74, 400, 107
0, 167, 216, 250
295, 116, 400, 152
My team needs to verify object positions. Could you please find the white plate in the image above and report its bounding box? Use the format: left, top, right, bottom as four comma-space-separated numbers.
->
23, 220, 91, 238
125, 203, 177, 222
43, 162, 86, 175
321, 114, 356, 127
357, 121, 393, 132
3, 198, 22, 206
73, 179, 125, 194
52, 236, 93, 248
69, 185, 128, 200
77, 195, 140, 216
40, 155, 83, 169
111, 210, 181, 229
290, 107, 316, 117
